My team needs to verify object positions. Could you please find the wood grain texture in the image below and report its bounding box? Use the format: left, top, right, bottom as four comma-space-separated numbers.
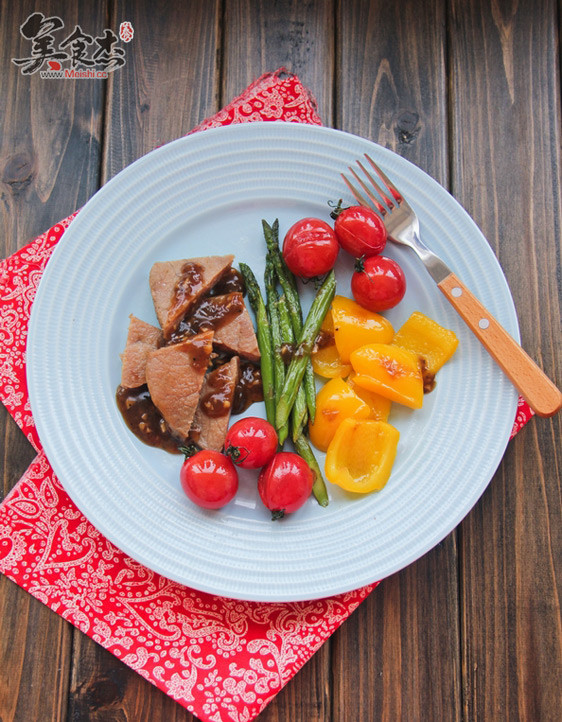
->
0, 1, 106, 250
222, 0, 334, 124
336, 0, 448, 179
102, 0, 221, 181
333, 2, 462, 721
0, 2, 106, 720
449, 0, 562, 719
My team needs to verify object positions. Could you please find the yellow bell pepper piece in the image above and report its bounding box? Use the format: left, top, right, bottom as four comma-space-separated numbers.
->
331, 295, 394, 364
311, 309, 352, 378
309, 377, 371, 452
350, 343, 424, 409
392, 311, 459, 375
347, 375, 392, 422
325, 418, 400, 493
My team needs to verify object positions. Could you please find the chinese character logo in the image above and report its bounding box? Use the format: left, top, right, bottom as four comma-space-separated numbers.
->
11, 12, 132, 78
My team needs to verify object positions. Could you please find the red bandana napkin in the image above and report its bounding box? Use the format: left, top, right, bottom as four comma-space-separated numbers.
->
0, 69, 533, 722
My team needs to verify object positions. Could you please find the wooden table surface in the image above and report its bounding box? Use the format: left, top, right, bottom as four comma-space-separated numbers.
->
1, 1, 560, 720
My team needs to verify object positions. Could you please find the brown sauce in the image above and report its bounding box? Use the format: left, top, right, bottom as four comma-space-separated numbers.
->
419, 357, 436, 393
170, 293, 245, 342
117, 358, 263, 453
180, 332, 214, 372
169, 261, 204, 317
199, 363, 236, 418
116, 385, 181, 454
232, 360, 263, 414
279, 343, 294, 364
209, 267, 245, 296
313, 329, 334, 352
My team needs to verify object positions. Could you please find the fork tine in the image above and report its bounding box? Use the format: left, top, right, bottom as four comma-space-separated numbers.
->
341, 172, 372, 209
364, 154, 403, 204
356, 159, 396, 210
344, 167, 388, 216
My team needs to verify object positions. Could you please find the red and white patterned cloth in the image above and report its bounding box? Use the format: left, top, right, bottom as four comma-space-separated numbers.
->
0, 69, 533, 722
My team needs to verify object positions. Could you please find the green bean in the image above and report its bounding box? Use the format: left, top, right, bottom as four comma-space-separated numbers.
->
262, 219, 317, 421
239, 262, 275, 426
264, 258, 288, 444
275, 270, 336, 430
293, 434, 329, 507
276, 294, 308, 439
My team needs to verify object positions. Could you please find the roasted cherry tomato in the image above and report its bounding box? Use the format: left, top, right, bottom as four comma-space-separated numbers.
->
282, 218, 339, 278
258, 452, 314, 520
334, 205, 387, 258
224, 416, 278, 469
351, 255, 406, 312
180, 450, 238, 509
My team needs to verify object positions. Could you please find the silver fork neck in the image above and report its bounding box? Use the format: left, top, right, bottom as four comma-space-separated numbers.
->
395, 229, 452, 284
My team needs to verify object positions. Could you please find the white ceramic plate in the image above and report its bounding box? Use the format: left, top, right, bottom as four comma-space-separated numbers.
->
27, 122, 519, 602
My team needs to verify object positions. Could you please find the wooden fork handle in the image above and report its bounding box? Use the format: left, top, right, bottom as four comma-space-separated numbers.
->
438, 273, 562, 418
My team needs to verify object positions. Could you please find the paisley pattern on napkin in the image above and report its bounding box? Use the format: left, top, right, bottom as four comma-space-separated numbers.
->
0, 451, 373, 720
0, 68, 533, 722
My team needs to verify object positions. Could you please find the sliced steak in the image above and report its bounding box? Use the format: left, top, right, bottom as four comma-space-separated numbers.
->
189, 356, 240, 451
120, 315, 163, 388
145, 330, 214, 440
213, 297, 260, 362
170, 292, 259, 361
149, 255, 234, 338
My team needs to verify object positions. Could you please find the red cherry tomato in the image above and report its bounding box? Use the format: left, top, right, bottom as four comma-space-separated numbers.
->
258, 452, 314, 520
351, 255, 406, 312
334, 205, 387, 258
180, 450, 238, 509
282, 218, 339, 278
224, 416, 278, 469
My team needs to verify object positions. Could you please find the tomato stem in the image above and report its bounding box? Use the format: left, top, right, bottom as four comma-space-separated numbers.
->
179, 443, 200, 458
354, 256, 366, 273
271, 509, 285, 521
224, 444, 250, 465
328, 198, 347, 220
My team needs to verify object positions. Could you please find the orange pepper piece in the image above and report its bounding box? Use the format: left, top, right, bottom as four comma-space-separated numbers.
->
350, 343, 424, 409
392, 311, 458, 375
331, 295, 394, 364
309, 377, 370, 452
347, 375, 392, 422
311, 309, 352, 378
325, 418, 400, 493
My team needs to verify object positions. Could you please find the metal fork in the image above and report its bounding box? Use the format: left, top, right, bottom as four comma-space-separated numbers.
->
342, 154, 562, 418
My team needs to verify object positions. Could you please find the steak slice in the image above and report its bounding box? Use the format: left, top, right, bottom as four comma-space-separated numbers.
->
120, 315, 163, 388
145, 330, 214, 440
190, 356, 240, 451
213, 296, 260, 362
149, 255, 234, 338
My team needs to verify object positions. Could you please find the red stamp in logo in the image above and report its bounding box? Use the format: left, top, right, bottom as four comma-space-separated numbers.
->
119, 21, 134, 43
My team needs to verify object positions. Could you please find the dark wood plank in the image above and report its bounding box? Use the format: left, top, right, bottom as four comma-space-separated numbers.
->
0, 1, 106, 720
65, 2, 221, 720
333, 1, 462, 721
222, 0, 335, 125
449, 1, 562, 720
0, 1, 106, 252
103, 0, 221, 182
